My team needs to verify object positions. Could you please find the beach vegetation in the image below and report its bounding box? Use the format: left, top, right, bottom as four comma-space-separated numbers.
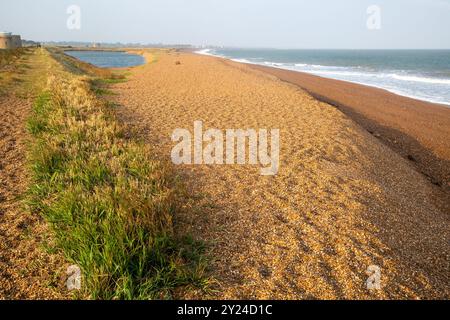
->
25, 49, 209, 299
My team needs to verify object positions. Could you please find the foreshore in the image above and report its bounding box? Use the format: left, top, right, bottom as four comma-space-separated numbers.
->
192, 51, 450, 196
245, 62, 450, 195
1, 48, 448, 299
112, 50, 449, 299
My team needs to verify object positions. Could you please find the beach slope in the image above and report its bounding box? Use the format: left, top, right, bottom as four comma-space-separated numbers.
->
112, 51, 449, 299
249, 63, 450, 195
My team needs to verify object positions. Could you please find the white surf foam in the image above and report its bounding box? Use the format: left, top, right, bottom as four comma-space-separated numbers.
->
194, 49, 450, 106
390, 74, 450, 85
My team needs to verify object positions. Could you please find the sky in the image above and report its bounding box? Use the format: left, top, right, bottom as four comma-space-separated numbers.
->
1, 0, 450, 49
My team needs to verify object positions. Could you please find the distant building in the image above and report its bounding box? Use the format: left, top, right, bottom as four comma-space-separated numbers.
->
11, 35, 22, 48
0, 32, 22, 49
0, 32, 13, 49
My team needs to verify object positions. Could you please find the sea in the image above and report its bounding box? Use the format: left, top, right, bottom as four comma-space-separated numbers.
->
197, 48, 450, 106
65, 50, 145, 68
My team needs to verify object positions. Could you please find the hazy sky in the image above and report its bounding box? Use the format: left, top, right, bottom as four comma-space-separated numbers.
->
1, 0, 449, 48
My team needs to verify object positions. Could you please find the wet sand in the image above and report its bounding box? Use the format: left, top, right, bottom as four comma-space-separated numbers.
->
113, 51, 449, 299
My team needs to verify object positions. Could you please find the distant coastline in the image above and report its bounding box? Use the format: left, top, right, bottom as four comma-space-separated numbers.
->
196, 48, 450, 106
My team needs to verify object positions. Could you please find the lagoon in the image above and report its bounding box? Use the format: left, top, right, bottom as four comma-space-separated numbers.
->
65, 50, 145, 68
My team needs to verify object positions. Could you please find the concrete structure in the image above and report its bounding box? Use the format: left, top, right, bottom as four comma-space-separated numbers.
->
11, 35, 22, 48
0, 32, 22, 49
0, 32, 12, 49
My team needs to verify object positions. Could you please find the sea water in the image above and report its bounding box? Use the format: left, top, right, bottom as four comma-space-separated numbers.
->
197, 48, 450, 106
65, 50, 145, 68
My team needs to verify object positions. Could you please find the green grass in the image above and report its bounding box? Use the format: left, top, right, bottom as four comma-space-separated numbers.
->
26, 65, 209, 299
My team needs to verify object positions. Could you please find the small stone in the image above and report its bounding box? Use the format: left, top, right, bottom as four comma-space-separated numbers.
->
258, 265, 272, 279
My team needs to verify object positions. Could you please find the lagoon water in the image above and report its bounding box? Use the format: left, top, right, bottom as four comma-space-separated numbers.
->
198, 49, 450, 106
65, 50, 145, 68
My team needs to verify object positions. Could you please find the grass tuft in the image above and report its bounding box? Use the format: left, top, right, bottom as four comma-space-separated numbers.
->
26, 71, 208, 299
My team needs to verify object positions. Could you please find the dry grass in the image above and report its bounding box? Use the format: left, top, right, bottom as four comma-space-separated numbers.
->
0, 48, 27, 67
0, 48, 34, 96
24, 50, 209, 299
